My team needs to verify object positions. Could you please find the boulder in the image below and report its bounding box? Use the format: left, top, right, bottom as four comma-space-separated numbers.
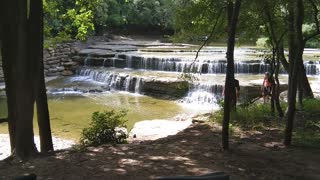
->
142, 79, 189, 98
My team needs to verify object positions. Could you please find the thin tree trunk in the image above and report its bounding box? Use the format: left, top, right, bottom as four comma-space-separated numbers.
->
284, 0, 303, 146
29, 0, 54, 152
279, 41, 314, 99
275, 49, 283, 117
222, 0, 241, 150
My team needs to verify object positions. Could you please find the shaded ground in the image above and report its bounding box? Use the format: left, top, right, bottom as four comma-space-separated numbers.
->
0, 123, 319, 180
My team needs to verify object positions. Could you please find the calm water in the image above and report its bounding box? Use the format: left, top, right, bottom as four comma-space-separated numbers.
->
0, 92, 189, 140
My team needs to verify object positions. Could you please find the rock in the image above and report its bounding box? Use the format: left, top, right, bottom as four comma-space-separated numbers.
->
48, 68, 58, 73
56, 66, 65, 72
142, 79, 189, 98
62, 62, 77, 67
44, 64, 50, 69
46, 72, 60, 77
129, 119, 192, 141
114, 127, 128, 139
79, 49, 115, 58
62, 70, 74, 76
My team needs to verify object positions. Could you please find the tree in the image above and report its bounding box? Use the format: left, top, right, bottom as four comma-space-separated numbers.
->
29, 0, 54, 152
0, 0, 54, 159
284, 0, 304, 146
222, 0, 242, 150
259, 0, 286, 117
1, 0, 38, 159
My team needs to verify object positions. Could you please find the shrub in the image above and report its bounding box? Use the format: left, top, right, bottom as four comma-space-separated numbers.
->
303, 98, 320, 114
210, 103, 276, 130
80, 110, 128, 147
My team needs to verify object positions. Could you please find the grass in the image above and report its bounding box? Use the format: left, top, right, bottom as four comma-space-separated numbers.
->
210, 103, 282, 131
293, 98, 320, 148
211, 98, 320, 148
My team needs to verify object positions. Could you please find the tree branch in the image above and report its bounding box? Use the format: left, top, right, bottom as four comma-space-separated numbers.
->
192, 8, 224, 64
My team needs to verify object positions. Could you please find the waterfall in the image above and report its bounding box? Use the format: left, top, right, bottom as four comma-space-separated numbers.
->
126, 55, 132, 68
180, 83, 223, 111
208, 62, 226, 73
304, 61, 320, 75
103, 58, 107, 67
134, 78, 142, 94
90, 54, 293, 74
77, 68, 145, 94
124, 76, 131, 91
84, 55, 91, 66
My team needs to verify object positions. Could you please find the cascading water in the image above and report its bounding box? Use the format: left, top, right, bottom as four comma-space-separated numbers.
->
304, 61, 320, 75
180, 83, 223, 111
84, 55, 91, 66
134, 78, 142, 94
126, 55, 132, 68
77, 68, 143, 94
115, 54, 281, 74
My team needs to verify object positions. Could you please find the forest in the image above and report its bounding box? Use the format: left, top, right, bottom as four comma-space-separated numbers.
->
0, 0, 320, 179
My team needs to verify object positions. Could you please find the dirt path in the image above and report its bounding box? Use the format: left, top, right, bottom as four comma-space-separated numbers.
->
0, 124, 319, 180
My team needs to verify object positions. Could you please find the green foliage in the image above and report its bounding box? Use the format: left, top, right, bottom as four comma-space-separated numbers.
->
44, 31, 72, 48
44, 0, 107, 40
174, 0, 226, 43
63, 8, 94, 41
211, 103, 277, 130
256, 37, 270, 48
80, 110, 128, 147
179, 73, 199, 83
303, 98, 320, 114
293, 129, 320, 148
292, 99, 320, 147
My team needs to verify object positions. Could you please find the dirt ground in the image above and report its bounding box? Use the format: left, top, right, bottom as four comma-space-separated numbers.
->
0, 123, 319, 180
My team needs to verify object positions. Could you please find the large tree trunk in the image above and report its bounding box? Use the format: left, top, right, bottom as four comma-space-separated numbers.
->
222, 0, 241, 150
29, 0, 54, 152
284, 0, 304, 146
0, 1, 16, 151
3, 0, 38, 159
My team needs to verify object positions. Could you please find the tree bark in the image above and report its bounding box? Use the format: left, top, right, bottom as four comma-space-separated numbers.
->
29, 0, 54, 152
274, 49, 284, 117
1, 0, 38, 159
262, 1, 284, 117
222, 0, 241, 150
0, 1, 16, 151
284, 0, 304, 146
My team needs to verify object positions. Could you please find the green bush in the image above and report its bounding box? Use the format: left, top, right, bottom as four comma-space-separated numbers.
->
210, 103, 275, 130
303, 98, 320, 114
80, 110, 128, 147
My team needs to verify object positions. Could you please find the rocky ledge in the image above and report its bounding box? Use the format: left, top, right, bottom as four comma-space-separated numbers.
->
44, 43, 80, 77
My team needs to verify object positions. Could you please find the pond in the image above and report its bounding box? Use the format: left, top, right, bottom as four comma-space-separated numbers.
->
0, 75, 219, 141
